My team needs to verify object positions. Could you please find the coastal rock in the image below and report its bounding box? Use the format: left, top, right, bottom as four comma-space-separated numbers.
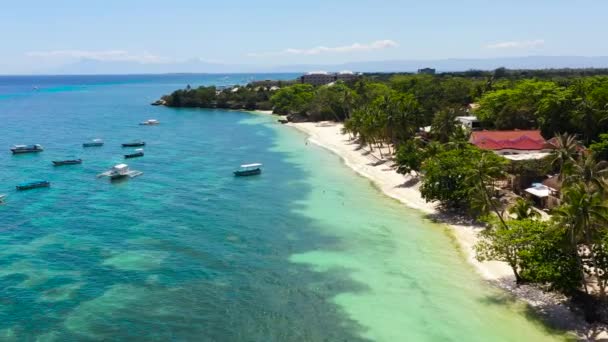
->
286, 113, 309, 123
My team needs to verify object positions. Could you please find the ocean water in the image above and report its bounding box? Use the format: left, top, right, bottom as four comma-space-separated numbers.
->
0, 74, 566, 341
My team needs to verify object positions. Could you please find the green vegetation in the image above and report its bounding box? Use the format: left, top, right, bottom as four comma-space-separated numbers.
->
161, 69, 608, 319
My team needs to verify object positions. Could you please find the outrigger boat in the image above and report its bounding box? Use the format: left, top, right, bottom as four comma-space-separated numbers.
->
52, 159, 82, 166
234, 163, 262, 177
11, 144, 44, 154
139, 119, 159, 125
97, 164, 143, 181
83, 139, 104, 147
124, 149, 144, 159
16, 180, 50, 191
122, 140, 146, 147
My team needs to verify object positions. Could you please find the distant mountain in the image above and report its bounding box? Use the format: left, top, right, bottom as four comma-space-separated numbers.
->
40, 56, 608, 75
271, 56, 608, 73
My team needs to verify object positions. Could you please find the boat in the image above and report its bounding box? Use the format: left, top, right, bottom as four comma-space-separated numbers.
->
234, 163, 262, 177
52, 159, 82, 166
83, 139, 104, 147
16, 181, 50, 191
10, 144, 44, 154
124, 149, 144, 159
122, 140, 146, 147
139, 119, 160, 125
97, 164, 143, 180
0, 194, 6, 203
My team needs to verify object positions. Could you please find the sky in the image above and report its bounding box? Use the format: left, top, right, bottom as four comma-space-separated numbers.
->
1, 0, 607, 73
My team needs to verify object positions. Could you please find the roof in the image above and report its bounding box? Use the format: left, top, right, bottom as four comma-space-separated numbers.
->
114, 164, 128, 170
502, 152, 551, 161
241, 163, 262, 168
525, 184, 551, 198
456, 116, 478, 121
543, 175, 562, 191
470, 130, 552, 151
305, 71, 329, 75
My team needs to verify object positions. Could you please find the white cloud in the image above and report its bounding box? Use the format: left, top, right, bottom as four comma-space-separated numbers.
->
485, 39, 545, 49
25, 50, 166, 64
247, 39, 398, 57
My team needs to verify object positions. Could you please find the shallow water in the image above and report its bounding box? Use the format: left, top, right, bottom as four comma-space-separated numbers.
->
0, 75, 566, 341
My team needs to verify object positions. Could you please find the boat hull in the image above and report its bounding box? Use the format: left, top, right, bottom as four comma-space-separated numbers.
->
124, 152, 144, 159
16, 181, 50, 191
53, 159, 82, 166
122, 143, 146, 147
83, 143, 103, 147
234, 169, 262, 177
11, 149, 43, 154
110, 174, 128, 180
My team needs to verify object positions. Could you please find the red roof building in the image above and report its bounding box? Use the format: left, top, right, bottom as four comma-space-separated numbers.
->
470, 130, 554, 157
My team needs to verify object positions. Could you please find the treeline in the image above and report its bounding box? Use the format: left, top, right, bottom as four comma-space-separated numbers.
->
160, 69, 608, 317
162, 84, 279, 110
268, 71, 608, 320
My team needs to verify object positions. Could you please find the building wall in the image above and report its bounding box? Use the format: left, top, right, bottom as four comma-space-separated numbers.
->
300, 74, 336, 86
495, 148, 553, 155
300, 73, 360, 86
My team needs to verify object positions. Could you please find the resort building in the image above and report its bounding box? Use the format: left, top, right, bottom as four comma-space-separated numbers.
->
469, 130, 554, 160
417, 68, 436, 75
300, 71, 360, 86
524, 175, 562, 209
456, 116, 481, 130
336, 71, 359, 83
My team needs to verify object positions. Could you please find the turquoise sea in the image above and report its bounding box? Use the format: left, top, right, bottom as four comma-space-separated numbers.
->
0, 74, 567, 341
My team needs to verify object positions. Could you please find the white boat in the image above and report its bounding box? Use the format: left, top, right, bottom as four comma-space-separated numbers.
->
0, 194, 6, 202
234, 163, 262, 176
83, 139, 104, 147
11, 144, 44, 154
139, 119, 160, 125
97, 163, 143, 180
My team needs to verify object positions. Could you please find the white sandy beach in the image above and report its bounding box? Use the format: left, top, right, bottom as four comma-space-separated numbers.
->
280, 120, 603, 339
287, 121, 513, 280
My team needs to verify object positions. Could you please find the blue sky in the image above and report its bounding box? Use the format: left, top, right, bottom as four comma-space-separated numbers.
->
1, 0, 607, 73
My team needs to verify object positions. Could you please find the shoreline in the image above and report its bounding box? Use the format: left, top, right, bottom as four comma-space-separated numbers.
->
270, 118, 604, 339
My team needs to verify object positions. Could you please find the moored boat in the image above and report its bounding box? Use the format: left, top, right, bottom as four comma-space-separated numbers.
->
83, 139, 104, 147
139, 119, 159, 125
234, 163, 262, 177
52, 159, 82, 166
11, 144, 44, 154
0, 194, 6, 202
122, 140, 146, 147
124, 149, 144, 159
16, 180, 50, 191
97, 164, 143, 180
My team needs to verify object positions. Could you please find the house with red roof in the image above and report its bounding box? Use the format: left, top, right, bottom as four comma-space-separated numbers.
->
469, 130, 554, 160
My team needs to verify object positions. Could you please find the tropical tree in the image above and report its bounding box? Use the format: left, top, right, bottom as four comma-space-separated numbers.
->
431, 107, 462, 143
564, 153, 608, 193
509, 198, 541, 220
554, 183, 608, 296
420, 146, 506, 211
395, 138, 426, 176
550, 133, 580, 178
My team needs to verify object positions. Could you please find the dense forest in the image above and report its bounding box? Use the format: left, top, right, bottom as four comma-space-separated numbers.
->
161, 69, 608, 322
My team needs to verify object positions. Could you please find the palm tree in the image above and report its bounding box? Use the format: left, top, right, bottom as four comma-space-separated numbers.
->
564, 153, 608, 194
509, 198, 541, 220
431, 108, 461, 143
467, 153, 508, 227
554, 182, 608, 297
550, 133, 579, 178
